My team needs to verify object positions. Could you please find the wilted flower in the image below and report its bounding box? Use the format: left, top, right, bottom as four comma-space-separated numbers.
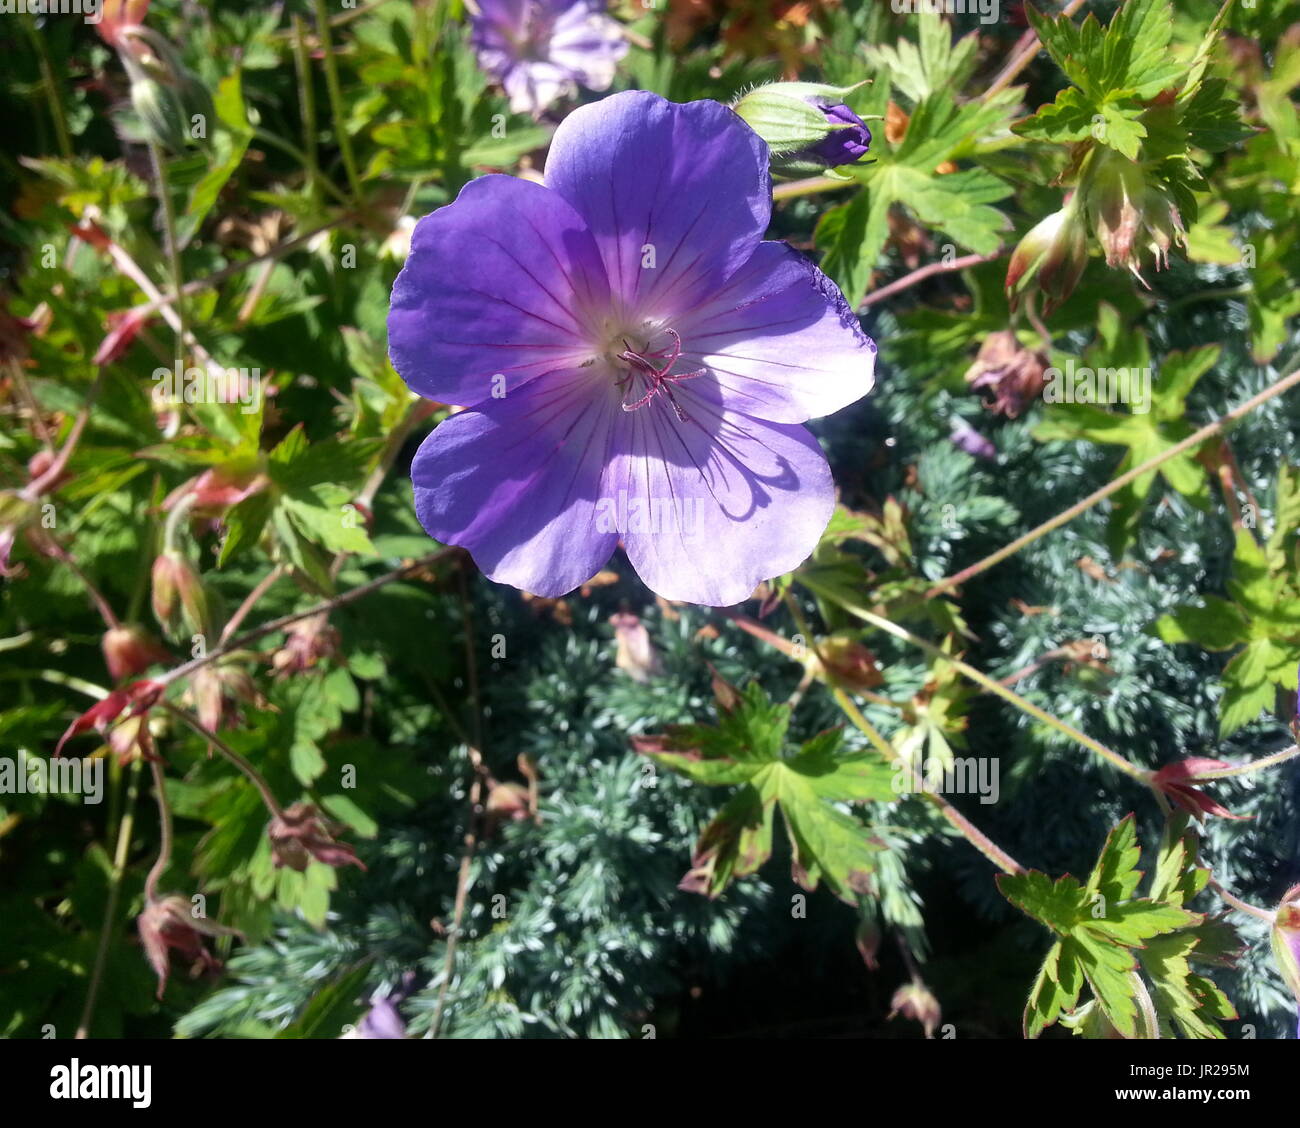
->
188, 658, 270, 733
485, 780, 532, 835
733, 82, 872, 177
93, 306, 151, 367
102, 624, 172, 682
96, 0, 151, 52
55, 679, 164, 758
0, 524, 16, 578
138, 893, 241, 999
964, 330, 1048, 419
948, 418, 996, 461
165, 462, 268, 520
1081, 153, 1188, 285
389, 92, 876, 605
268, 801, 365, 872
151, 549, 209, 639
1084, 151, 1145, 272
1005, 200, 1089, 316
270, 613, 341, 678
610, 612, 661, 683
888, 979, 942, 1039
470, 0, 627, 117
811, 635, 884, 694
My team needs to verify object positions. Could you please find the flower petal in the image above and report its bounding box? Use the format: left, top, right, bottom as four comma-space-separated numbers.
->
389, 174, 606, 408
548, 3, 627, 92
543, 91, 771, 318
606, 383, 835, 605
411, 368, 620, 596
675, 241, 876, 423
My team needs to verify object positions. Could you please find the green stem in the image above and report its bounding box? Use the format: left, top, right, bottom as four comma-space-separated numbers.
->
783, 593, 1026, 876
926, 363, 1300, 600
1187, 745, 1300, 781
143, 759, 173, 903
803, 578, 1153, 788
27, 21, 73, 159
291, 15, 324, 210
147, 141, 186, 365
76, 758, 142, 1039
771, 175, 847, 202
162, 703, 284, 819
313, 0, 364, 203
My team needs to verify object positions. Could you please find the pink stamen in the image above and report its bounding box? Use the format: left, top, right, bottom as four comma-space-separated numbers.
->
617, 329, 703, 421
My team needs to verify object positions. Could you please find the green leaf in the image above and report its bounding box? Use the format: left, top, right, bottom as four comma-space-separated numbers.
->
681, 786, 775, 899
1024, 940, 1084, 1038
1154, 597, 1250, 651
1219, 639, 1279, 736
218, 491, 274, 567
278, 960, 373, 1039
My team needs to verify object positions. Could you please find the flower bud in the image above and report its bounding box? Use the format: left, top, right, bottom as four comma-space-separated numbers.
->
129, 71, 190, 152
1005, 202, 1089, 316
610, 612, 661, 683
119, 26, 213, 152
733, 82, 872, 177
381, 216, 417, 263
814, 635, 884, 692
151, 549, 209, 639
166, 461, 268, 520
102, 624, 172, 682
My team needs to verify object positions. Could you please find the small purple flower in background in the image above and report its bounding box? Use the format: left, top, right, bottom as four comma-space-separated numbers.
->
348, 997, 408, 1039
389, 92, 876, 606
470, 0, 627, 117
948, 418, 996, 461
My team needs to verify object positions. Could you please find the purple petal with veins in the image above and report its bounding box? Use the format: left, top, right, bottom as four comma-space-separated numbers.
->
471, 0, 628, 117
388, 92, 876, 605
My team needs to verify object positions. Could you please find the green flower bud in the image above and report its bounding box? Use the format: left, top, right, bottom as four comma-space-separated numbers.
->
129, 71, 190, 152
1004, 198, 1089, 316
119, 26, 212, 151
151, 548, 209, 640
733, 82, 873, 178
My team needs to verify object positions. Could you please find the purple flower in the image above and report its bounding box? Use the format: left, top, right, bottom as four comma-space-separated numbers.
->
949, 419, 996, 461
799, 103, 872, 168
470, 0, 627, 117
353, 997, 408, 1039
388, 92, 876, 606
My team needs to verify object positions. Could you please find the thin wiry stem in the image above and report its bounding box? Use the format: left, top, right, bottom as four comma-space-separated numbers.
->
926, 364, 1300, 600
